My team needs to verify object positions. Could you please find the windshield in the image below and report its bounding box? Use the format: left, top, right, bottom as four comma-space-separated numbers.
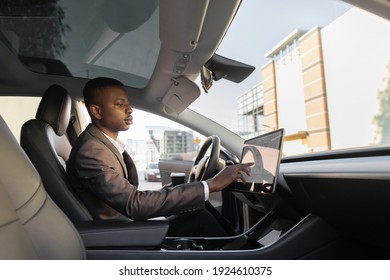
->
190, 0, 390, 156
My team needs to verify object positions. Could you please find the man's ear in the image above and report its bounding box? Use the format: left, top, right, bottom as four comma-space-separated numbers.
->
89, 105, 102, 120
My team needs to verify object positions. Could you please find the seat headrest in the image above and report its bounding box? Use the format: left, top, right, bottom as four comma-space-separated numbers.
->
36, 84, 71, 136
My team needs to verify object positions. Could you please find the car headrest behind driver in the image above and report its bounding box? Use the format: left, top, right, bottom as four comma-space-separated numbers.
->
35, 84, 71, 136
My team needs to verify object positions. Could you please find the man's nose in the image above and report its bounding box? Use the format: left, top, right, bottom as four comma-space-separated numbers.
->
126, 104, 133, 113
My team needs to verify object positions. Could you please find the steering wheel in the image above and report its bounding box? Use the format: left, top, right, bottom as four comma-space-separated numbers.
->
188, 135, 222, 182
188, 135, 237, 236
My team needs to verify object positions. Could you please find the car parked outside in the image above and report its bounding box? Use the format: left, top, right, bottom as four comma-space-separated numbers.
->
144, 162, 161, 182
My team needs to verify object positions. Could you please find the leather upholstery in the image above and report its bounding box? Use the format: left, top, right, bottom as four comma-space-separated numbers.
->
0, 116, 85, 259
35, 84, 71, 136
20, 85, 92, 222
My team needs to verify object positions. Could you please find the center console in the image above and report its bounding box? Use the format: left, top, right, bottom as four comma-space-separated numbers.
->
162, 210, 297, 251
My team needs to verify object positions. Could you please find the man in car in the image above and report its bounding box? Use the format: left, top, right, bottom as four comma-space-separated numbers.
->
66, 77, 252, 236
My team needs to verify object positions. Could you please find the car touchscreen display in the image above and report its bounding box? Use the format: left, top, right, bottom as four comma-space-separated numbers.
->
233, 129, 284, 194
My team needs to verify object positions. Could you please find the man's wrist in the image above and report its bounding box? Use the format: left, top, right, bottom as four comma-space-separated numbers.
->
201, 181, 209, 201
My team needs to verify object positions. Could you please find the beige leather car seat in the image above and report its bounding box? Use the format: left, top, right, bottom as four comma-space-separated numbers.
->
0, 115, 85, 259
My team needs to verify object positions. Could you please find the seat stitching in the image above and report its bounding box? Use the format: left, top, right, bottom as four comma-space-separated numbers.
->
0, 217, 20, 230
15, 182, 48, 225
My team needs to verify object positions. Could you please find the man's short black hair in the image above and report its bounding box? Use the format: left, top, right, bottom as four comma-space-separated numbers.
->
83, 77, 124, 109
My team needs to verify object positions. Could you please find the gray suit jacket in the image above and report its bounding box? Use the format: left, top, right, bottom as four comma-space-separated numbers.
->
66, 124, 205, 220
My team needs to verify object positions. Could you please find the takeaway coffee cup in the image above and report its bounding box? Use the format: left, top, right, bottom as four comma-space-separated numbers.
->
170, 172, 186, 186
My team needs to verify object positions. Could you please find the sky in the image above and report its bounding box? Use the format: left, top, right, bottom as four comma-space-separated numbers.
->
189, 0, 351, 131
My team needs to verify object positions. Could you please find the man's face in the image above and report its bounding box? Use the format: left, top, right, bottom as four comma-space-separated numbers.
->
91, 85, 133, 138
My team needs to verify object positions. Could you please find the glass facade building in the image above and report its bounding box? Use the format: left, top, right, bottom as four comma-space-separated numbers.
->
237, 84, 265, 138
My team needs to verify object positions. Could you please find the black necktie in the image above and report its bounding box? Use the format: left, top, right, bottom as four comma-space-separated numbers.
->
122, 151, 139, 187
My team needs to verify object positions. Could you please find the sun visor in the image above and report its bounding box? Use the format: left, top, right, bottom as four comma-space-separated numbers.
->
159, 0, 208, 52
162, 77, 200, 114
